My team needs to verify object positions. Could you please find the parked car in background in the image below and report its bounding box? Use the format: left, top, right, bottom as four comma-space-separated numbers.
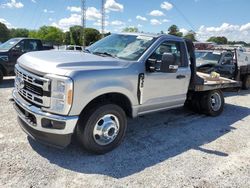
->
66, 45, 83, 51
196, 49, 250, 89
194, 42, 215, 50
0, 38, 53, 83
196, 50, 235, 78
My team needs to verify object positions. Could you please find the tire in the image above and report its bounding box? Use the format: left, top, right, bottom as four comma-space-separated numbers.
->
76, 103, 127, 154
200, 90, 224, 117
0, 69, 3, 84
242, 75, 250, 90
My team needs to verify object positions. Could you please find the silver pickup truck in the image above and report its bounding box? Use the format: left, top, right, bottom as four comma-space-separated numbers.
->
12, 33, 241, 154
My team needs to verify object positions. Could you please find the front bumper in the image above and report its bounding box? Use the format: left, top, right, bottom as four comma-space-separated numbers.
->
12, 90, 79, 148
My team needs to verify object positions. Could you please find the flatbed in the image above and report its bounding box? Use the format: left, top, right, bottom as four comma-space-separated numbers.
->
193, 72, 241, 92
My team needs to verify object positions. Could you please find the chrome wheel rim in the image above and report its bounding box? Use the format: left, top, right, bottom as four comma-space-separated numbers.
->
93, 114, 120, 146
210, 93, 221, 111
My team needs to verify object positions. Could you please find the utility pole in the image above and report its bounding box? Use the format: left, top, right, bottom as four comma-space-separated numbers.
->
101, 0, 106, 37
81, 0, 86, 48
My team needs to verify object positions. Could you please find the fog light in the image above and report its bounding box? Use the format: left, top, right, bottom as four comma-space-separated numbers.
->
41, 119, 66, 130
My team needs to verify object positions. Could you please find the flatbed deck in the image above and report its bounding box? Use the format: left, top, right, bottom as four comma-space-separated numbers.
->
193, 72, 242, 92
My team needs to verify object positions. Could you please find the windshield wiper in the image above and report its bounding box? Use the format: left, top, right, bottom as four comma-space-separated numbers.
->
93, 51, 117, 58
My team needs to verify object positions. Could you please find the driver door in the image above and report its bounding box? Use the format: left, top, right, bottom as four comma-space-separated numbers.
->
217, 52, 235, 78
139, 40, 191, 113
9, 40, 25, 69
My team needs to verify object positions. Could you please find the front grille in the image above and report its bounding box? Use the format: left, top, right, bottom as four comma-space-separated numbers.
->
24, 81, 43, 96
15, 65, 51, 107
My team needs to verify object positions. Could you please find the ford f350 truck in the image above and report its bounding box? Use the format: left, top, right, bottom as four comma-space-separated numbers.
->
12, 33, 241, 154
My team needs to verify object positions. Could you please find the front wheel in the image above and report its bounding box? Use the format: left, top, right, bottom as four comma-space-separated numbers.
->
200, 90, 224, 117
77, 103, 127, 154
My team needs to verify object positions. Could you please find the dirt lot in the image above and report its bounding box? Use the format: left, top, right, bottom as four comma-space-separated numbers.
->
0, 77, 250, 188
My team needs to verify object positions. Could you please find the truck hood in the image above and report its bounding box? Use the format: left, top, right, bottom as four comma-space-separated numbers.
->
18, 50, 130, 76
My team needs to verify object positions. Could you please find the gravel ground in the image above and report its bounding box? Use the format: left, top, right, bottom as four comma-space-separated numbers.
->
0, 77, 250, 188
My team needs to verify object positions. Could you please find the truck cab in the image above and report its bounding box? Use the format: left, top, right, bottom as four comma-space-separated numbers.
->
0, 38, 44, 83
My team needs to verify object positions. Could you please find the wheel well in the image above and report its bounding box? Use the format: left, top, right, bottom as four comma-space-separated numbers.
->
81, 93, 133, 118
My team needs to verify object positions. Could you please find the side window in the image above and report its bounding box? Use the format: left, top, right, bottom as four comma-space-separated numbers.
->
75, 47, 82, 51
149, 41, 183, 72
17, 41, 25, 51
25, 40, 39, 51
67, 46, 74, 50
222, 53, 234, 65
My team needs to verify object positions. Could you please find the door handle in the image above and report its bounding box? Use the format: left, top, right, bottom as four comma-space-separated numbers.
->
176, 75, 186, 79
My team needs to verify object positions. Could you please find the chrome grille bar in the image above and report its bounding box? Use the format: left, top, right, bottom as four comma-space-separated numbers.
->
15, 65, 51, 107
15, 65, 50, 91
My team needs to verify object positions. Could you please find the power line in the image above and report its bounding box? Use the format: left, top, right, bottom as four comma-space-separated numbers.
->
168, 0, 196, 31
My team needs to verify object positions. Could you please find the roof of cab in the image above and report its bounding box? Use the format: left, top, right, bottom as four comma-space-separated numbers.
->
117, 32, 183, 40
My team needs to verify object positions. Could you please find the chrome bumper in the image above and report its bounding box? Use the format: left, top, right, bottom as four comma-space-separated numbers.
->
12, 89, 78, 139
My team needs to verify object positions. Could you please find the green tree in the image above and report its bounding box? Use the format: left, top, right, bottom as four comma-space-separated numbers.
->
0, 22, 10, 42
28, 30, 38, 38
83, 28, 101, 46
29, 26, 64, 45
122, 27, 139, 33
69, 26, 83, 45
184, 30, 197, 42
207, 36, 228, 45
228, 40, 247, 46
168, 25, 183, 37
64, 31, 71, 45
10, 28, 29, 38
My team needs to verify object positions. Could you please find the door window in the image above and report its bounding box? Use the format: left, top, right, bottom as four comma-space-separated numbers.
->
222, 53, 234, 65
148, 41, 182, 72
25, 40, 39, 51
75, 47, 82, 51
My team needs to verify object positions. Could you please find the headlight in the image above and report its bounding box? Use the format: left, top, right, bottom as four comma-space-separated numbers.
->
0, 56, 9, 62
43, 74, 73, 115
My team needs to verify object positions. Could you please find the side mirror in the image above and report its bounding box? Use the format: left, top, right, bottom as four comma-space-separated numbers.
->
12, 45, 22, 52
146, 58, 157, 72
160, 53, 178, 73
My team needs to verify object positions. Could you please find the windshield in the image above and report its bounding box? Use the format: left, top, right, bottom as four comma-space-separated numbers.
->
0, 38, 21, 51
195, 51, 221, 63
87, 34, 156, 61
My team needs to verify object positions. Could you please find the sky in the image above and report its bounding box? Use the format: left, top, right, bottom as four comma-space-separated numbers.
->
0, 0, 250, 42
